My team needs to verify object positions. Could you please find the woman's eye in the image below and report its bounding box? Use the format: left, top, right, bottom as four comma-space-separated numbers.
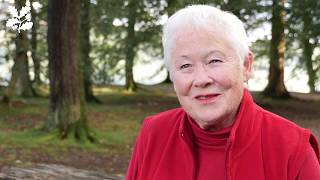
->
208, 59, 222, 64
180, 64, 192, 69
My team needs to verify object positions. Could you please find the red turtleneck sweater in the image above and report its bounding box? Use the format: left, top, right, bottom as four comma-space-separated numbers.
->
188, 116, 230, 180
188, 115, 320, 180
126, 90, 320, 180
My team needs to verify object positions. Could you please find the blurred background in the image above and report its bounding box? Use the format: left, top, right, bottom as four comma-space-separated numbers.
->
0, 0, 319, 178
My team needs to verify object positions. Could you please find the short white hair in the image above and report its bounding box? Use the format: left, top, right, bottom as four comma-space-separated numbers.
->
162, 5, 250, 70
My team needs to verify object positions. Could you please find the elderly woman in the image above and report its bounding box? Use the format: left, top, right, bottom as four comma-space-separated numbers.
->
126, 5, 320, 180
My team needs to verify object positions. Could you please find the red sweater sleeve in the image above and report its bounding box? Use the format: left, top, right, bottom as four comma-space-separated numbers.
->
126, 118, 150, 180
297, 143, 320, 179
126, 139, 140, 180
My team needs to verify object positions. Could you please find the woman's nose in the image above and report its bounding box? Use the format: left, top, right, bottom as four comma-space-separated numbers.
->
193, 67, 214, 88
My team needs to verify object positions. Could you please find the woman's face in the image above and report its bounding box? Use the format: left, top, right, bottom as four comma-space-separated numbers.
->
170, 28, 252, 130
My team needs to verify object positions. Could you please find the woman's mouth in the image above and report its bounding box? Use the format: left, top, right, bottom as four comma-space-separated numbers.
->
195, 94, 221, 104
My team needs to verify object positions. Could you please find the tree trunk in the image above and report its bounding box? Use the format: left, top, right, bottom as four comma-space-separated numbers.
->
301, 9, 316, 93
302, 38, 316, 93
3, 0, 34, 105
80, 0, 100, 103
125, 0, 137, 92
45, 0, 94, 142
30, 0, 41, 88
161, 0, 180, 85
162, 71, 171, 83
15, 31, 33, 97
263, 0, 289, 98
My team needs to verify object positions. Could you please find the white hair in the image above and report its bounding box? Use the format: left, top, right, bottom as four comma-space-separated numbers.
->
162, 5, 250, 70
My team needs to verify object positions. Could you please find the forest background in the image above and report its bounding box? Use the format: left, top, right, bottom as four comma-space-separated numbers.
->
0, 0, 319, 178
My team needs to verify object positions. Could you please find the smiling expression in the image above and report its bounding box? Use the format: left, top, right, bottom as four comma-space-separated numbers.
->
170, 28, 252, 130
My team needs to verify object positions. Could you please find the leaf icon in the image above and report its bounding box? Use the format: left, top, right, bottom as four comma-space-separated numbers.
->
6, 5, 33, 33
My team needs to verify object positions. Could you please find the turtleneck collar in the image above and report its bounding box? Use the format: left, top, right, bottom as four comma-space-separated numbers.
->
187, 115, 232, 147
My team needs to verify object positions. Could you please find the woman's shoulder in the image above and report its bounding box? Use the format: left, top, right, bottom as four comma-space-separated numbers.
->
257, 107, 319, 178
258, 107, 315, 153
144, 108, 185, 124
142, 108, 185, 132
259, 107, 307, 135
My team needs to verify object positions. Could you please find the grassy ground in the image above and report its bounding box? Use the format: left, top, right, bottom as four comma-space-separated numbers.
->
0, 84, 179, 177
0, 84, 319, 177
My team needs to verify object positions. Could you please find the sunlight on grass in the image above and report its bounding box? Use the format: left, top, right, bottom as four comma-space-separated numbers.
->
0, 127, 134, 153
93, 85, 125, 95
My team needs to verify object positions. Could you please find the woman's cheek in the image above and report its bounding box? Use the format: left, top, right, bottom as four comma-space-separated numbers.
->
173, 74, 192, 96
213, 67, 240, 89
212, 72, 232, 89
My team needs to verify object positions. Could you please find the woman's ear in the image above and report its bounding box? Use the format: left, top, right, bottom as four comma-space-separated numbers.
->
243, 51, 253, 82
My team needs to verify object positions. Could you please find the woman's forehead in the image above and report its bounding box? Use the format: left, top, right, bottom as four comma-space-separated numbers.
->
172, 29, 233, 54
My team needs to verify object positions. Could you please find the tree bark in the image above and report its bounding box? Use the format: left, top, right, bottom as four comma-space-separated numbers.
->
125, 0, 137, 92
161, 0, 181, 84
263, 0, 290, 98
302, 37, 316, 93
45, 0, 93, 142
30, 0, 41, 88
3, 0, 34, 105
80, 0, 100, 103
301, 8, 316, 93
162, 71, 171, 83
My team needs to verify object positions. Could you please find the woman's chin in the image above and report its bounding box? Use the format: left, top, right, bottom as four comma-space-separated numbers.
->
194, 117, 222, 130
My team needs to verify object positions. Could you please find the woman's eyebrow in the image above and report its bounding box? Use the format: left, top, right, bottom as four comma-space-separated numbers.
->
203, 50, 226, 59
179, 55, 192, 60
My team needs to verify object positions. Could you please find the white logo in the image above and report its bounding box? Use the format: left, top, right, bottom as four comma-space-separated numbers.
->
6, 5, 33, 33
